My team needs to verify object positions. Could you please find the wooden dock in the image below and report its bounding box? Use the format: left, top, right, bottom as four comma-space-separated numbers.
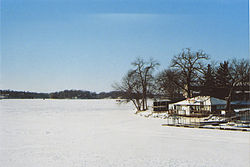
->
162, 124, 250, 132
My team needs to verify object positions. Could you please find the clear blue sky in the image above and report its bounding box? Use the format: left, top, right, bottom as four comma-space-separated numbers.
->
1, 0, 249, 93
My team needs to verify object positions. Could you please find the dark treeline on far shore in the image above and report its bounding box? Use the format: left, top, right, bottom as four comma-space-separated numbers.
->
0, 90, 124, 99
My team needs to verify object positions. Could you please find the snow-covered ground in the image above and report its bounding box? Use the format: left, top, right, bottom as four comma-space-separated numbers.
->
0, 99, 249, 167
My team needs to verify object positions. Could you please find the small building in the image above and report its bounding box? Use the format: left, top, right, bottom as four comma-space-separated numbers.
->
153, 100, 170, 112
153, 98, 184, 112
169, 96, 227, 116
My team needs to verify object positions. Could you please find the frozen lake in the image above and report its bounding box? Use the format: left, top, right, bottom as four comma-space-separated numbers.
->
0, 99, 249, 167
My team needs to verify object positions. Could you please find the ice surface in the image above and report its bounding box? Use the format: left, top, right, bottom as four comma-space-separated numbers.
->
0, 99, 249, 167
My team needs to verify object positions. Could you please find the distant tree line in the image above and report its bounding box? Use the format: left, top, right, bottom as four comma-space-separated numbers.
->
49, 90, 123, 99
0, 90, 50, 99
0, 90, 124, 99
114, 48, 250, 112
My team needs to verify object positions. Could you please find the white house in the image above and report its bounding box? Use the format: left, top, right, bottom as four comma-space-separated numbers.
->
169, 96, 227, 116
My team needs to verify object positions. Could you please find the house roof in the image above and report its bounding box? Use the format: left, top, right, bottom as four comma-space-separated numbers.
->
173, 96, 227, 106
231, 101, 250, 105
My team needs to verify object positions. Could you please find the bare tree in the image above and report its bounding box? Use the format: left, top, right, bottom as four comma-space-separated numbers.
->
113, 70, 143, 111
225, 59, 250, 111
171, 48, 209, 98
131, 58, 159, 110
113, 58, 159, 112
155, 69, 182, 99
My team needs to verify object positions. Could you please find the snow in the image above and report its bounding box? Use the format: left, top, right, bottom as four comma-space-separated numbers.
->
172, 96, 226, 106
0, 99, 249, 167
234, 108, 250, 112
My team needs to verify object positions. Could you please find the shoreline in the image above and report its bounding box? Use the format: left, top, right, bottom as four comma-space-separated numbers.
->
135, 110, 250, 132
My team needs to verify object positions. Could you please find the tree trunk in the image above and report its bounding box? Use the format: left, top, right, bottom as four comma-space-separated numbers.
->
131, 99, 140, 111
187, 72, 192, 98
145, 97, 148, 110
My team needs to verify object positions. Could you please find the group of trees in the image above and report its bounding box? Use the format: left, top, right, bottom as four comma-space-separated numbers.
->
50, 90, 97, 99
0, 90, 50, 99
114, 48, 250, 111
157, 48, 209, 99
0, 90, 123, 99
201, 59, 249, 110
